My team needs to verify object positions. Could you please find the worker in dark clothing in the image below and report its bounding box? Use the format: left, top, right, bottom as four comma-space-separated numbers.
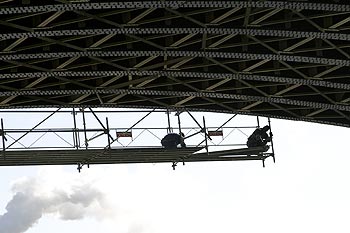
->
246, 125, 272, 148
161, 133, 186, 149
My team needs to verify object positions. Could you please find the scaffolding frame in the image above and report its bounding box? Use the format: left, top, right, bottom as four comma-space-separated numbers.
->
0, 108, 275, 171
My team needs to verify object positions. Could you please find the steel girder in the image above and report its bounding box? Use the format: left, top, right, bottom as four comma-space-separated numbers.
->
0, 0, 349, 127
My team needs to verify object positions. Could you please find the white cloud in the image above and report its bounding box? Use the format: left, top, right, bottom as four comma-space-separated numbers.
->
2, 119, 350, 233
0, 167, 110, 233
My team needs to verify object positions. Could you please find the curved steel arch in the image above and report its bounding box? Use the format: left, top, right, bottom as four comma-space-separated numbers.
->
0, 1, 349, 127
1, 28, 350, 41
1, 51, 350, 67
0, 1, 350, 14
1, 89, 349, 112
0, 71, 349, 90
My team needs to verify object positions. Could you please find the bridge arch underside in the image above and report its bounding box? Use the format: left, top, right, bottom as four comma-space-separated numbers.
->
0, 1, 349, 127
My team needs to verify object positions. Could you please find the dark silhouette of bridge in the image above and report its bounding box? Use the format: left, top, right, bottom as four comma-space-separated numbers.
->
0, 1, 349, 127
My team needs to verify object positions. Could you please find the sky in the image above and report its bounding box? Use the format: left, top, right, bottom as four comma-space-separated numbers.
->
0, 110, 350, 233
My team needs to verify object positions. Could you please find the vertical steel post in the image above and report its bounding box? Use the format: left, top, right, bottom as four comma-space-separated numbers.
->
177, 112, 182, 135
106, 117, 111, 150
72, 108, 79, 149
72, 111, 76, 149
106, 117, 111, 159
268, 117, 276, 163
1, 118, 5, 160
256, 116, 260, 128
203, 116, 209, 155
82, 109, 88, 149
166, 109, 172, 133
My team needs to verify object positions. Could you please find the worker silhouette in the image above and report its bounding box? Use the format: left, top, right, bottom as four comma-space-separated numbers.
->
246, 125, 272, 148
161, 133, 186, 149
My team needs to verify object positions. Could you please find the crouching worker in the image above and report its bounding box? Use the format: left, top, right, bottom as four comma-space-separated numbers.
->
247, 125, 272, 148
161, 133, 186, 149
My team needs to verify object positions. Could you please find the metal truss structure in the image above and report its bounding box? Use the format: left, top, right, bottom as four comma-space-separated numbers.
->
0, 109, 275, 170
0, 1, 348, 128
0, 1, 349, 127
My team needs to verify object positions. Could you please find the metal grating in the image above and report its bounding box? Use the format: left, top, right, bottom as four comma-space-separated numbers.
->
0, 147, 269, 166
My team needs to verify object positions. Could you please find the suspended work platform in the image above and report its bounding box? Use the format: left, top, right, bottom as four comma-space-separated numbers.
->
0, 108, 275, 171
0, 147, 203, 166
0, 146, 272, 167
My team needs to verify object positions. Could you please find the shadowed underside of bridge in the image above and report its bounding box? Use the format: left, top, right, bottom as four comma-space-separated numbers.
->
0, 1, 349, 127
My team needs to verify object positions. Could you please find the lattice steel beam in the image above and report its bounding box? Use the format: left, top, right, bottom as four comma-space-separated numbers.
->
0, 88, 349, 112
1, 28, 349, 41
1, 50, 349, 67
1, 70, 347, 90
1, 1, 350, 14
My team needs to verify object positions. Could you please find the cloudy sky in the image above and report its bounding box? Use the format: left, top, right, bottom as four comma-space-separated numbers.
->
0, 112, 349, 233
